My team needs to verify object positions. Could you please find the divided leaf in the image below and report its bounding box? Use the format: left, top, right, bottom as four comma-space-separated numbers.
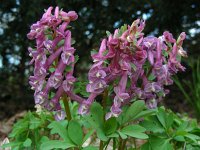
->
40, 140, 75, 150
103, 117, 118, 135
122, 100, 145, 124
68, 120, 83, 146
48, 121, 70, 142
121, 125, 148, 139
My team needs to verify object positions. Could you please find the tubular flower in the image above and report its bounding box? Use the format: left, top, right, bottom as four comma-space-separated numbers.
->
79, 19, 187, 119
27, 6, 83, 120
28, 6, 187, 120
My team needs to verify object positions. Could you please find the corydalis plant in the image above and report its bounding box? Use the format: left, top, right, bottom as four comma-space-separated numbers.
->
80, 21, 187, 119
27, 6, 84, 120
27, 6, 187, 120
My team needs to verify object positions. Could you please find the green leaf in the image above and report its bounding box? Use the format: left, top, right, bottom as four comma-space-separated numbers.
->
133, 109, 156, 120
156, 108, 167, 129
148, 73, 156, 81
90, 49, 98, 55
39, 136, 49, 143
65, 65, 72, 72
68, 120, 83, 146
121, 125, 148, 139
9, 115, 29, 138
71, 38, 76, 45
82, 129, 95, 144
184, 133, 200, 142
40, 140, 75, 150
23, 138, 32, 147
140, 116, 165, 133
107, 133, 119, 138
84, 115, 99, 129
175, 130, 187, 136
106, 31, 111, 37
74, 55, 79, 63
103, 117, 118, 135
29, 117, 43, 129
90, 102, 104, 128
118, 24, 127, 36
156, 108, 174, 130
49, 67, 55, 73
177, 122, 189, 131
123, 100, 145, 124
162, 50, 169, 57
173, 136, 185, 142
149, 136, 173, 150
1, 142, 22, 149
82, 146, 98, 150
57, 39, 65, 47
45, 34, 53, 40
165, 112, 174, 129
48, 121, 70, 142
130, 63, 137, 71
96, 128, 108, 141
117, 131, 127, 139
141, 142, 152, 150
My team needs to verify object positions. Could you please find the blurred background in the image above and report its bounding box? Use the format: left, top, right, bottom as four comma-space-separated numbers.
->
0, 0, 200, 121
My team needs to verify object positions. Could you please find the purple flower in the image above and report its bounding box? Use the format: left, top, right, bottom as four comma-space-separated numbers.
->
48, 72, 63, 89
144, 82, 162, 93
143, 37, 157, 65
106, 105, 122, 120
34, 92, 48, 105
28, 7, 81, 119
29, 76, 45, 92
133, 50, 147, 64
177, 32, 186, 46
63, 74, 76, 92
44, 40, 53, 52
78, 93, 97, 115
60, 10, 78, 22
86, 79, 107, 94
28, 9, 187, 120
168, 44, 185, 74
55, 110, 66, 121
163, 31, 176, 43
61, 47, 75, 65
146, 99, 157, 109
92, 39, 107, 61
34, 67, 47, 78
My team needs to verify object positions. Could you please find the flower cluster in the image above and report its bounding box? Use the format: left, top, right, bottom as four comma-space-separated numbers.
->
27, 7, 84, 120
28, 7, 187, 120
79, 19, 187, 119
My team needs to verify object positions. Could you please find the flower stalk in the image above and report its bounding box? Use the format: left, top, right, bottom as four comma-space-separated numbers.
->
63, 94, 72, 121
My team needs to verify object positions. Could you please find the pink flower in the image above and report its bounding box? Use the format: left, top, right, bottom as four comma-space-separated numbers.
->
63, 75, 76, 92
28, 7, 81, 118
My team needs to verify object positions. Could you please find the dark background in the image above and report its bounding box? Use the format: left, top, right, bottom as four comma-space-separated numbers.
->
0, 0, 200, 120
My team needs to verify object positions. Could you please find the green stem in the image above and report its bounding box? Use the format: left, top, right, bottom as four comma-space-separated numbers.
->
99, 140, 104, 150
99, 89, 108, 150
104, 138, 111, 150
63, 94, 72, 121
133, 138, 137, 149
113, 138, 116, 150
121, 139, 127, 150
102, 88, 108, 110
118, 137, 123, 150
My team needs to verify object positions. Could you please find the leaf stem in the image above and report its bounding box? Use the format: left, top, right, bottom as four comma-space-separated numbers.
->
63, 94, 72, 121
118, 137, 123, 150
121, 139, 127, 150
113, 138, 116, 150
99, 89, 108, 150
99, 140, 104, 150
133, 138, 137, 149
102, 88, 108, 110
